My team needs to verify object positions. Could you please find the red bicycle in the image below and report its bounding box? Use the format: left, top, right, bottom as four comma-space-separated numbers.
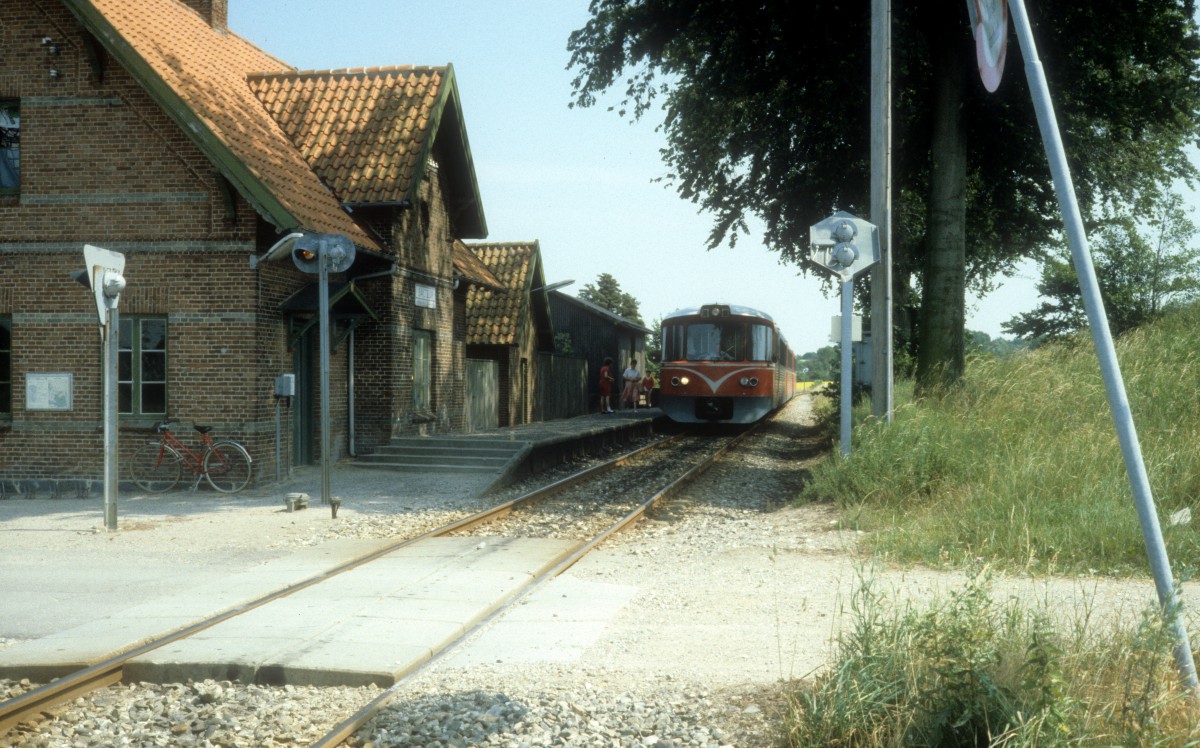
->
129, 421, 252, 493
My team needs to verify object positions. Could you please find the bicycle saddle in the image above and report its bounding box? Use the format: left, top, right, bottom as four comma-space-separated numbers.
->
193, 425, 214, 434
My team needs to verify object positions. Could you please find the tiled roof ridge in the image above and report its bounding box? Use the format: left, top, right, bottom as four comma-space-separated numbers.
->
467, 241, 538, 250
259, 65, 447, 79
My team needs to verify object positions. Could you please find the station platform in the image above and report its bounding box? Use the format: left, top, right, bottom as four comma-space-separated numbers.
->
358, 407, 661, 496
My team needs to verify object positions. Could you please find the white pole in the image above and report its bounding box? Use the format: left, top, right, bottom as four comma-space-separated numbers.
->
103, 306, 118, 531
870, 0, 894, 423
1009, 0, 1198, 693
840, 279, 853, 456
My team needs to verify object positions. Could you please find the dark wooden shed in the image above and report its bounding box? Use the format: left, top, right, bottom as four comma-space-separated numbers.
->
548, 291, 651, 412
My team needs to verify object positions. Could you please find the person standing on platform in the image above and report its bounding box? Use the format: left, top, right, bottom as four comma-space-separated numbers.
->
598, 357, 615, 413
641, 370, 654, 407
621, 358, 640, 410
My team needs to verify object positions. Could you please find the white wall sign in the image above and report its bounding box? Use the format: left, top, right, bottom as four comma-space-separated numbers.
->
26, 373, 74, 410
415, 282, 436, 309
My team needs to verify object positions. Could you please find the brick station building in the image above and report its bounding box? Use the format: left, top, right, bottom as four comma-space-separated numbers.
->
0, 0, 496, 488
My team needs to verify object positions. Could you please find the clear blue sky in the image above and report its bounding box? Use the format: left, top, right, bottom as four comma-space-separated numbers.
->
230, 0, 1044, 354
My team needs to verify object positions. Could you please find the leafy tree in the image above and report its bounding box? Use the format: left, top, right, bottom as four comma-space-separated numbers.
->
578, 273, 644, 324
554, 331, 574, 356
966, 330, 1027, 358
1004, 195, 1200, 343
798, 346, 839, 381
644, 316, 662, 371
567, 1, 1200, 394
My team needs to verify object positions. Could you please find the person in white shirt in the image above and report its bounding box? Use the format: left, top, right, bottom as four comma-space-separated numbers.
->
621, 358, 641, 410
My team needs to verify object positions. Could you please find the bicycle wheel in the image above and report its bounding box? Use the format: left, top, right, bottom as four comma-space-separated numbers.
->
129, 442, 183, 493
203, 441, 252, 493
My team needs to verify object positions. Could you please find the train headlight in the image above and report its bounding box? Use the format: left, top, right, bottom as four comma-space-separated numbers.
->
739, 376, 759, 387
671, 376, 689, 386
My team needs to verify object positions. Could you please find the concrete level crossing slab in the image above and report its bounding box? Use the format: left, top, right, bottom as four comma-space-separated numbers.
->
0, 538, 382, 682
0, 536, 579, 687
443, 573, 640, 667
124, 536, 580, 687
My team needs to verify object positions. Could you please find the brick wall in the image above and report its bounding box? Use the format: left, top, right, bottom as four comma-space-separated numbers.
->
0, 2, 272, 485
0, 1, 474, 487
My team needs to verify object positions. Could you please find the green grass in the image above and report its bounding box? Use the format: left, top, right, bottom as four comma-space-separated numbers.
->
801, 302, 1200, 576
783, 572, 1200, 747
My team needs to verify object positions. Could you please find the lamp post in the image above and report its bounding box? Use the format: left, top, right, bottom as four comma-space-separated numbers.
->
71, 244, 126, 531
290, 233, 355, 509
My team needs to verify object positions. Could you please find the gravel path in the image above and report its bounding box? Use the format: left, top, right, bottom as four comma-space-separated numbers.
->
0, 395, 1177, 746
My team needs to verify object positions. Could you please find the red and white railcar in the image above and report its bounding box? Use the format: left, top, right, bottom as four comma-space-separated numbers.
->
657, 303, 796, 424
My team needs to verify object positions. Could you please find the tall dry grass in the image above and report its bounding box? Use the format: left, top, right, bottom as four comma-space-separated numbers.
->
802, 303, 1200, 576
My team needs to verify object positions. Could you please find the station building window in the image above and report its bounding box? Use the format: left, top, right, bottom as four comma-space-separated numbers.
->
412, 329, 431, 411
119, 317, 167, 416
0, 101, 18, 195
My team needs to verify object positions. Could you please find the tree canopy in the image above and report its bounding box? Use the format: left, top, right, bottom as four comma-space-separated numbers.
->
567, 0, 1200, 392
577, 272, 644, 324
1004, 194, 1200, 342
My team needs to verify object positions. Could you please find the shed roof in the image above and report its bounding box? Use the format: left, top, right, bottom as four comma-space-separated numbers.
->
452, 240, 504, 290
549, 290, 653, 335
465, 242, 546, 346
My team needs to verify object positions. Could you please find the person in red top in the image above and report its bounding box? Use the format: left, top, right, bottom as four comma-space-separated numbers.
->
598, 357, 615, 413
641, 372, 654, 407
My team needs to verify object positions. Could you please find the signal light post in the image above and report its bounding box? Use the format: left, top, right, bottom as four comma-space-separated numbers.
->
809, 212, 880, 457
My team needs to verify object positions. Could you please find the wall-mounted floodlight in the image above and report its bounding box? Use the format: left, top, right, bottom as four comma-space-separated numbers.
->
530, 279, 574, 293
291, 233, 355, 274
249, 231, 304, 269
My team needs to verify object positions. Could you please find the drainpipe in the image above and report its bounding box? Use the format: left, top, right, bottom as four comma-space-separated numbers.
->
349, 328, 356, 457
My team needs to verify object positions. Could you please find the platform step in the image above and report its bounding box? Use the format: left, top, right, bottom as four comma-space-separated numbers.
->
356, 460, 503, 473
356, 437, 527, 473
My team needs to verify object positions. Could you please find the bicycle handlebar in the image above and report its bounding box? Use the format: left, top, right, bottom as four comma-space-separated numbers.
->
155, 421, 215, 435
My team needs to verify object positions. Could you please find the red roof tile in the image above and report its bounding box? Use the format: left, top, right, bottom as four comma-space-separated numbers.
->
465, 242, 540, 345
248, 67, 445, 206
451, 240, 504, 290
67, 0, 381, 250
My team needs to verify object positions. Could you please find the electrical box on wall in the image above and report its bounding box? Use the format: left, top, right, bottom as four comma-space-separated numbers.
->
275, 373, 295, 397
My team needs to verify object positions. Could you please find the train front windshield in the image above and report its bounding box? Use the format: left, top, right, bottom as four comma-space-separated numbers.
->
664, 320, 774, 362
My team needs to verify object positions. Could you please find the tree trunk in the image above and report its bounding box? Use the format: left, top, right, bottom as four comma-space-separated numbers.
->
915, 29, 968, 396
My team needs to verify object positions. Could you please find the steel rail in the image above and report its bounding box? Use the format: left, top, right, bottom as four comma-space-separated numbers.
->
311, 420, 766, 747
0, 434, 679, 737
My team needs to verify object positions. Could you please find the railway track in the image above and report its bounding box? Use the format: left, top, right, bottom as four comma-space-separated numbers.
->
0, 418, 771, 745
